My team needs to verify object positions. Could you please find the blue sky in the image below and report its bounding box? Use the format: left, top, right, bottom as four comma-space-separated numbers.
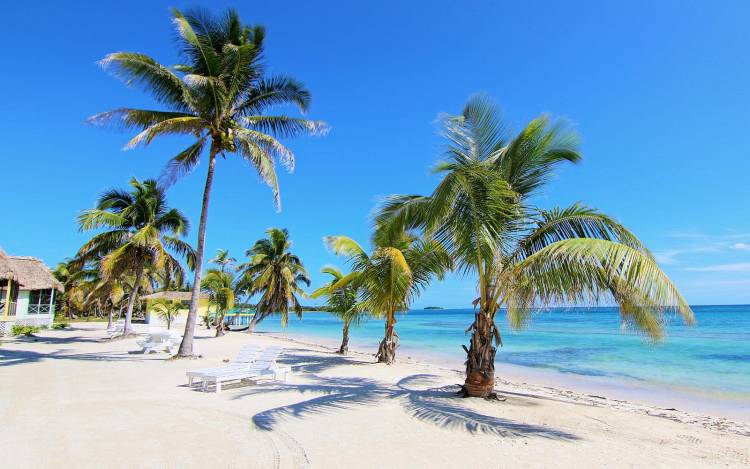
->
4, 1, 750, 306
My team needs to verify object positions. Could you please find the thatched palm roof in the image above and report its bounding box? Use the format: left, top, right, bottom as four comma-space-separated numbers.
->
141, 291, 209, 301
5, 256, 63, 291
0, 250, 15, 281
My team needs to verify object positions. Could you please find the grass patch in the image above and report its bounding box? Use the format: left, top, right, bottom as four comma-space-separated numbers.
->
11, 325, 41, 337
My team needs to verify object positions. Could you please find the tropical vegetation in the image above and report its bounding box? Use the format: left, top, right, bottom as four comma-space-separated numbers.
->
76, 178, 196, 337
310, 266, 363, 354
57, 7, 696, 404
324, 232, 451, 364
90, 8, 327, 356
374, 94, 695, 396
151, 299, 182, 330
201, 268, 237, 336
238, 228, 310, 330
209, 249, 237, 273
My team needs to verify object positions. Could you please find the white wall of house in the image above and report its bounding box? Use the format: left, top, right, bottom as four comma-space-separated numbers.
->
12, 289, 55, 328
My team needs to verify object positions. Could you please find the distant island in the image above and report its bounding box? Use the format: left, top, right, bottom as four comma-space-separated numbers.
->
423, 306, 445, 310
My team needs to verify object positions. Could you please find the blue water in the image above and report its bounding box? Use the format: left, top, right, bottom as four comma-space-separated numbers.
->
256, 305, 750, 403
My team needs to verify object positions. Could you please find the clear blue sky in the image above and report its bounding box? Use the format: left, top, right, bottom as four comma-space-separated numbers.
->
4, 1, 750, 306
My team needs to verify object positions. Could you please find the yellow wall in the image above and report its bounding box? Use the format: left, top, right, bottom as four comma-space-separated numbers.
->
145, 298, 211, 326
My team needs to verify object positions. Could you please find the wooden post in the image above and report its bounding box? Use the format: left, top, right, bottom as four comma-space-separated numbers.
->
3, 280, 12, 318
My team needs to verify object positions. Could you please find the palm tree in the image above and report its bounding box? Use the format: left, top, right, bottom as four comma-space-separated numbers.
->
85, 269, 126, 329
90, 8, 327, 356
376, 94, 694, 397
151, 299, 182, 330
209, 249, 236, 273
238, 228, 310, 330
310, 266, 364, 354
201, 269, 236, 337
77, 178, 196, 337
324, 233, 451, 364
53, 259, 97, 320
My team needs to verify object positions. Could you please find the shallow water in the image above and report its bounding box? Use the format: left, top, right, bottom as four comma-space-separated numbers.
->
256, 305, 750, 411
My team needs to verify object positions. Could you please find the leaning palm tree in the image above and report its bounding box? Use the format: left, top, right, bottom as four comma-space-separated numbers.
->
209, 249, 236, 273
201, 269, 236, 337
376, 94, 694, 397
325, 232, 451, 364
77, 178, 196, 337
238, 228, 310, 330
90, 8, 327, 356
310, 266, 364, 354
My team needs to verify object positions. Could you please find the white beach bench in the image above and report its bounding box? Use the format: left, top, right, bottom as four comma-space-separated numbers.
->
137, 328, 181, 354
107, 320, 125, 339
185, 344, 264, 387
188, 346, 290, 393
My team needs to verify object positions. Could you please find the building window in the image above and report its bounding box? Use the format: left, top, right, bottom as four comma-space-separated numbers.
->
28, 289, 52, 314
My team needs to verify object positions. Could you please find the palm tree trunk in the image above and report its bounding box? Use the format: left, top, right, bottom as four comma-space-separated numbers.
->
122, 263, 145, 337
338, 321, 351, 354
462, 310, 499, 398
178, 149, 218, 357
107, 308, 114, 330
376, 311, 398, 364
215, 314, 225, 337
245, 310, 265, 334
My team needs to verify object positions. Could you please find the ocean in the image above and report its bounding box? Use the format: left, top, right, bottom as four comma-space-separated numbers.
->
255, 305, 750, 417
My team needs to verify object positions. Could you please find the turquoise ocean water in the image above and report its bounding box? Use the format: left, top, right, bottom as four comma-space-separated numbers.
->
257, 305, 750, 414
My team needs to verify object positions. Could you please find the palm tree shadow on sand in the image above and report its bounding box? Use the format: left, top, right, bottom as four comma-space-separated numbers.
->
233, 368, 578, 441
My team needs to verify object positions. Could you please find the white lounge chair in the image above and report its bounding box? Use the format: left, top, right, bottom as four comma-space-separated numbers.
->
192, 347, 290, 393
185, 344, 264, 387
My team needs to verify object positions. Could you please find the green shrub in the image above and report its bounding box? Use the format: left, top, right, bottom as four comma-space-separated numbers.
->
52, 322, 69, 330
11, 325, 41, 337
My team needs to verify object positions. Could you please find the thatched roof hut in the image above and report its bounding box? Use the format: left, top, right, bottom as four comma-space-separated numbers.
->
5, 256, 63, 291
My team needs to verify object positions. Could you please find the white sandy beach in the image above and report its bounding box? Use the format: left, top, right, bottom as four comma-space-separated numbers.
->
1, 323, 748, 469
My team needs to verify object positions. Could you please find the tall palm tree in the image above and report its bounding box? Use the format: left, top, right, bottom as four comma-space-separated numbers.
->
201, 268, 236, 337
90, 8, 327, 356
376, 94, 694, 397
310, 266, 363, 354
238, 228, 310, 330
209, 249, 236, 273
77, 178, 196, 337
324, 232, 451, 364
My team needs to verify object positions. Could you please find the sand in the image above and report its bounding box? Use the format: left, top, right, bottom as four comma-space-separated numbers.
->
0, 322, 748, 468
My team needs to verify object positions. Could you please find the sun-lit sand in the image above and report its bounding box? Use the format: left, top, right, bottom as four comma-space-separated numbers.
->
1, 323, 748, 468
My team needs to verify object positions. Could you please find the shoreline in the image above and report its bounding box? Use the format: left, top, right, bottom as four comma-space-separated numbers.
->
257, 330, 750, 436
